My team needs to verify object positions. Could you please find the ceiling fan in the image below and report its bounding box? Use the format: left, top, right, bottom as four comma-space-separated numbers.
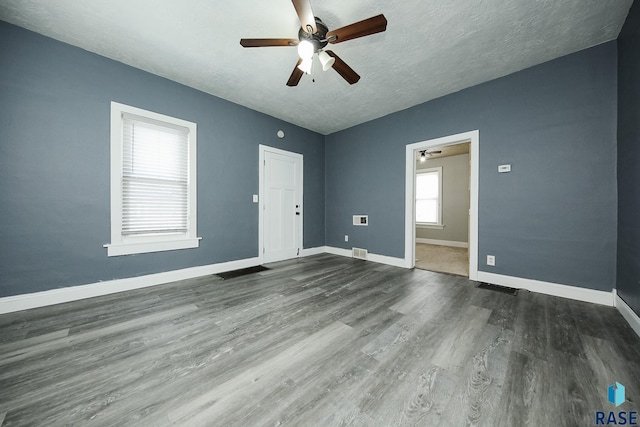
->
240, 0, 387, 86
419, 149, 442, 162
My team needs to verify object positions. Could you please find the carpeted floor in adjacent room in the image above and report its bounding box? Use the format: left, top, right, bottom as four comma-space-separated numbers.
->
415, 243, 468, 277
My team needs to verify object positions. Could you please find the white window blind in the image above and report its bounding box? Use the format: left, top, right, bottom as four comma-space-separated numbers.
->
105, 102, 199, 257
122, 114, 190, 235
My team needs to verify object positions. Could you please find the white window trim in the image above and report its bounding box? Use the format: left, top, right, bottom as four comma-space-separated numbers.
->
104, 102, 200, 256
415, 166, 443, 227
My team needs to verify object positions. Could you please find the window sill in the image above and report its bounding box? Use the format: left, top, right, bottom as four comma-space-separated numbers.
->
104, 237, 201, 257
416, 223, 445, 230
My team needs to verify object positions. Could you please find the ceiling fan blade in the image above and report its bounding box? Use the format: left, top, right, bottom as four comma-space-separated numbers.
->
291, 0, 317, 34
325, 51, 360, 85
240, 38, 298, 48
286, 59, 304, 86
327, 14, 387, 43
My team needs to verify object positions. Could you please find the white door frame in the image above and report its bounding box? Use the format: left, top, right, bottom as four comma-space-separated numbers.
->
404, 130, 479, 280
258, 144, 304, 264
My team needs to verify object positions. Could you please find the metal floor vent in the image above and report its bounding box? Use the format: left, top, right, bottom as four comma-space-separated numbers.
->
477, 282, 519, 295
217, 265, 270, 280
352, 247, 368, 260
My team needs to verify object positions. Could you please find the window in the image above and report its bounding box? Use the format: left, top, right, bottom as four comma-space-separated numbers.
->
105, 102, 199, 256
416, 167, 443, 226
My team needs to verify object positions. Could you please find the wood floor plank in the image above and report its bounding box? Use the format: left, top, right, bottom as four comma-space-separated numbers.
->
167, 321, 354, 425
85, 288, 356, 424
494, 350, 551, 427
0, 254, 639, 426
474, 285, 520, 331
249, 346, 378, 427
388, 280, 440, 314
0, 329, 69, 354
571, 301, 640, 363
0, 304, 198, 367
258, 307, 404, 426
0, 314, 221, 422
430, 304, 493, 371
581, 334, 640, 408
282, 294, 406, 417
70, 296, 360, 424
436, 324, 513, 427
356, 305, 473, 424
512, 291, 552, 361
546, 296, 587, 358
549, 351, 602, 426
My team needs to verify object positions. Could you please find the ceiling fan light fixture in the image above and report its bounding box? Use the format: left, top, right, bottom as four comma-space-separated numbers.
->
297, 57, 313, 74
420, 151, 427, 162
297, 40, 315, 59
318, 50, 335, 71
239, 1, 387, 87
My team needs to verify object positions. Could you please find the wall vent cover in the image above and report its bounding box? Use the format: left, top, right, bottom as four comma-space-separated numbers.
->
352, 247, 368, 260
353, 215, 368, 226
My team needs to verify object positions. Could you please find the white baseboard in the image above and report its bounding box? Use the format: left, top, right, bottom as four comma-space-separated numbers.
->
0, 247, 340, 315
476, 271, 614, 306
0, 257, 261, 315
299, 246, 327, 257
0, 248, 621, 315
615, 292, 640, 338
416, 238, 468, 248
324, 246, 406, 268
325, 246, 352, 257
367, 253, 407, 268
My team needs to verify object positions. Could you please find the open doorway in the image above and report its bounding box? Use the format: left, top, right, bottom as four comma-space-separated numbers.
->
414, 143, 470, 276
405, 130, 479, 280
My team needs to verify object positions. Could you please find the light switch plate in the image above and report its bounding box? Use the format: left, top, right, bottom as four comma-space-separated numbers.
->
498, 164, 511, 173
252, 194, 259, 203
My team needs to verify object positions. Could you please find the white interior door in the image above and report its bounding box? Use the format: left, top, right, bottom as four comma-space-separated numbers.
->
260, 146, 303, 264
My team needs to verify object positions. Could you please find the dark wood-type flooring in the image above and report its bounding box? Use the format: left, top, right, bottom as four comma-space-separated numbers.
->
1, 254, 639, 426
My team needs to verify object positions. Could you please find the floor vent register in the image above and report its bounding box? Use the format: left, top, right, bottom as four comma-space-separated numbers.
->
217, 265, 270, 280
477, 282, 519, 295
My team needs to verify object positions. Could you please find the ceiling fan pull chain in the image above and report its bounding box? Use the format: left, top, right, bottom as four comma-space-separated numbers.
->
312, 56, 316, 82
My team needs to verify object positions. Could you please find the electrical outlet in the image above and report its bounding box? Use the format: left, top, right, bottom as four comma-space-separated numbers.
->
345, 235, 349, 242
487, 255, 495, 266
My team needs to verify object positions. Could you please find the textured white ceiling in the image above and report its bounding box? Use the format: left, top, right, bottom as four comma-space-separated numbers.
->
0, 0, 633, 135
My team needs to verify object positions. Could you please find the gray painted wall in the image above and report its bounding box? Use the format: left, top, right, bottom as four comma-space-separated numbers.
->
0, 19, 625, 299
0, 21, 325, 298
416, 154, 470, 243
326, 41, 618, 291
617, 0, 640, 315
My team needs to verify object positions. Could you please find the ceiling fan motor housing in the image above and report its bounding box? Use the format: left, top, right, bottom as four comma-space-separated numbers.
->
240, 5, 387, 86
298, 17, 329, 51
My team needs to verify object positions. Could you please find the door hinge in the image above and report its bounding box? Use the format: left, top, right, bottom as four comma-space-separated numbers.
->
263, 247, 265, 254
297, 248, 300, 256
